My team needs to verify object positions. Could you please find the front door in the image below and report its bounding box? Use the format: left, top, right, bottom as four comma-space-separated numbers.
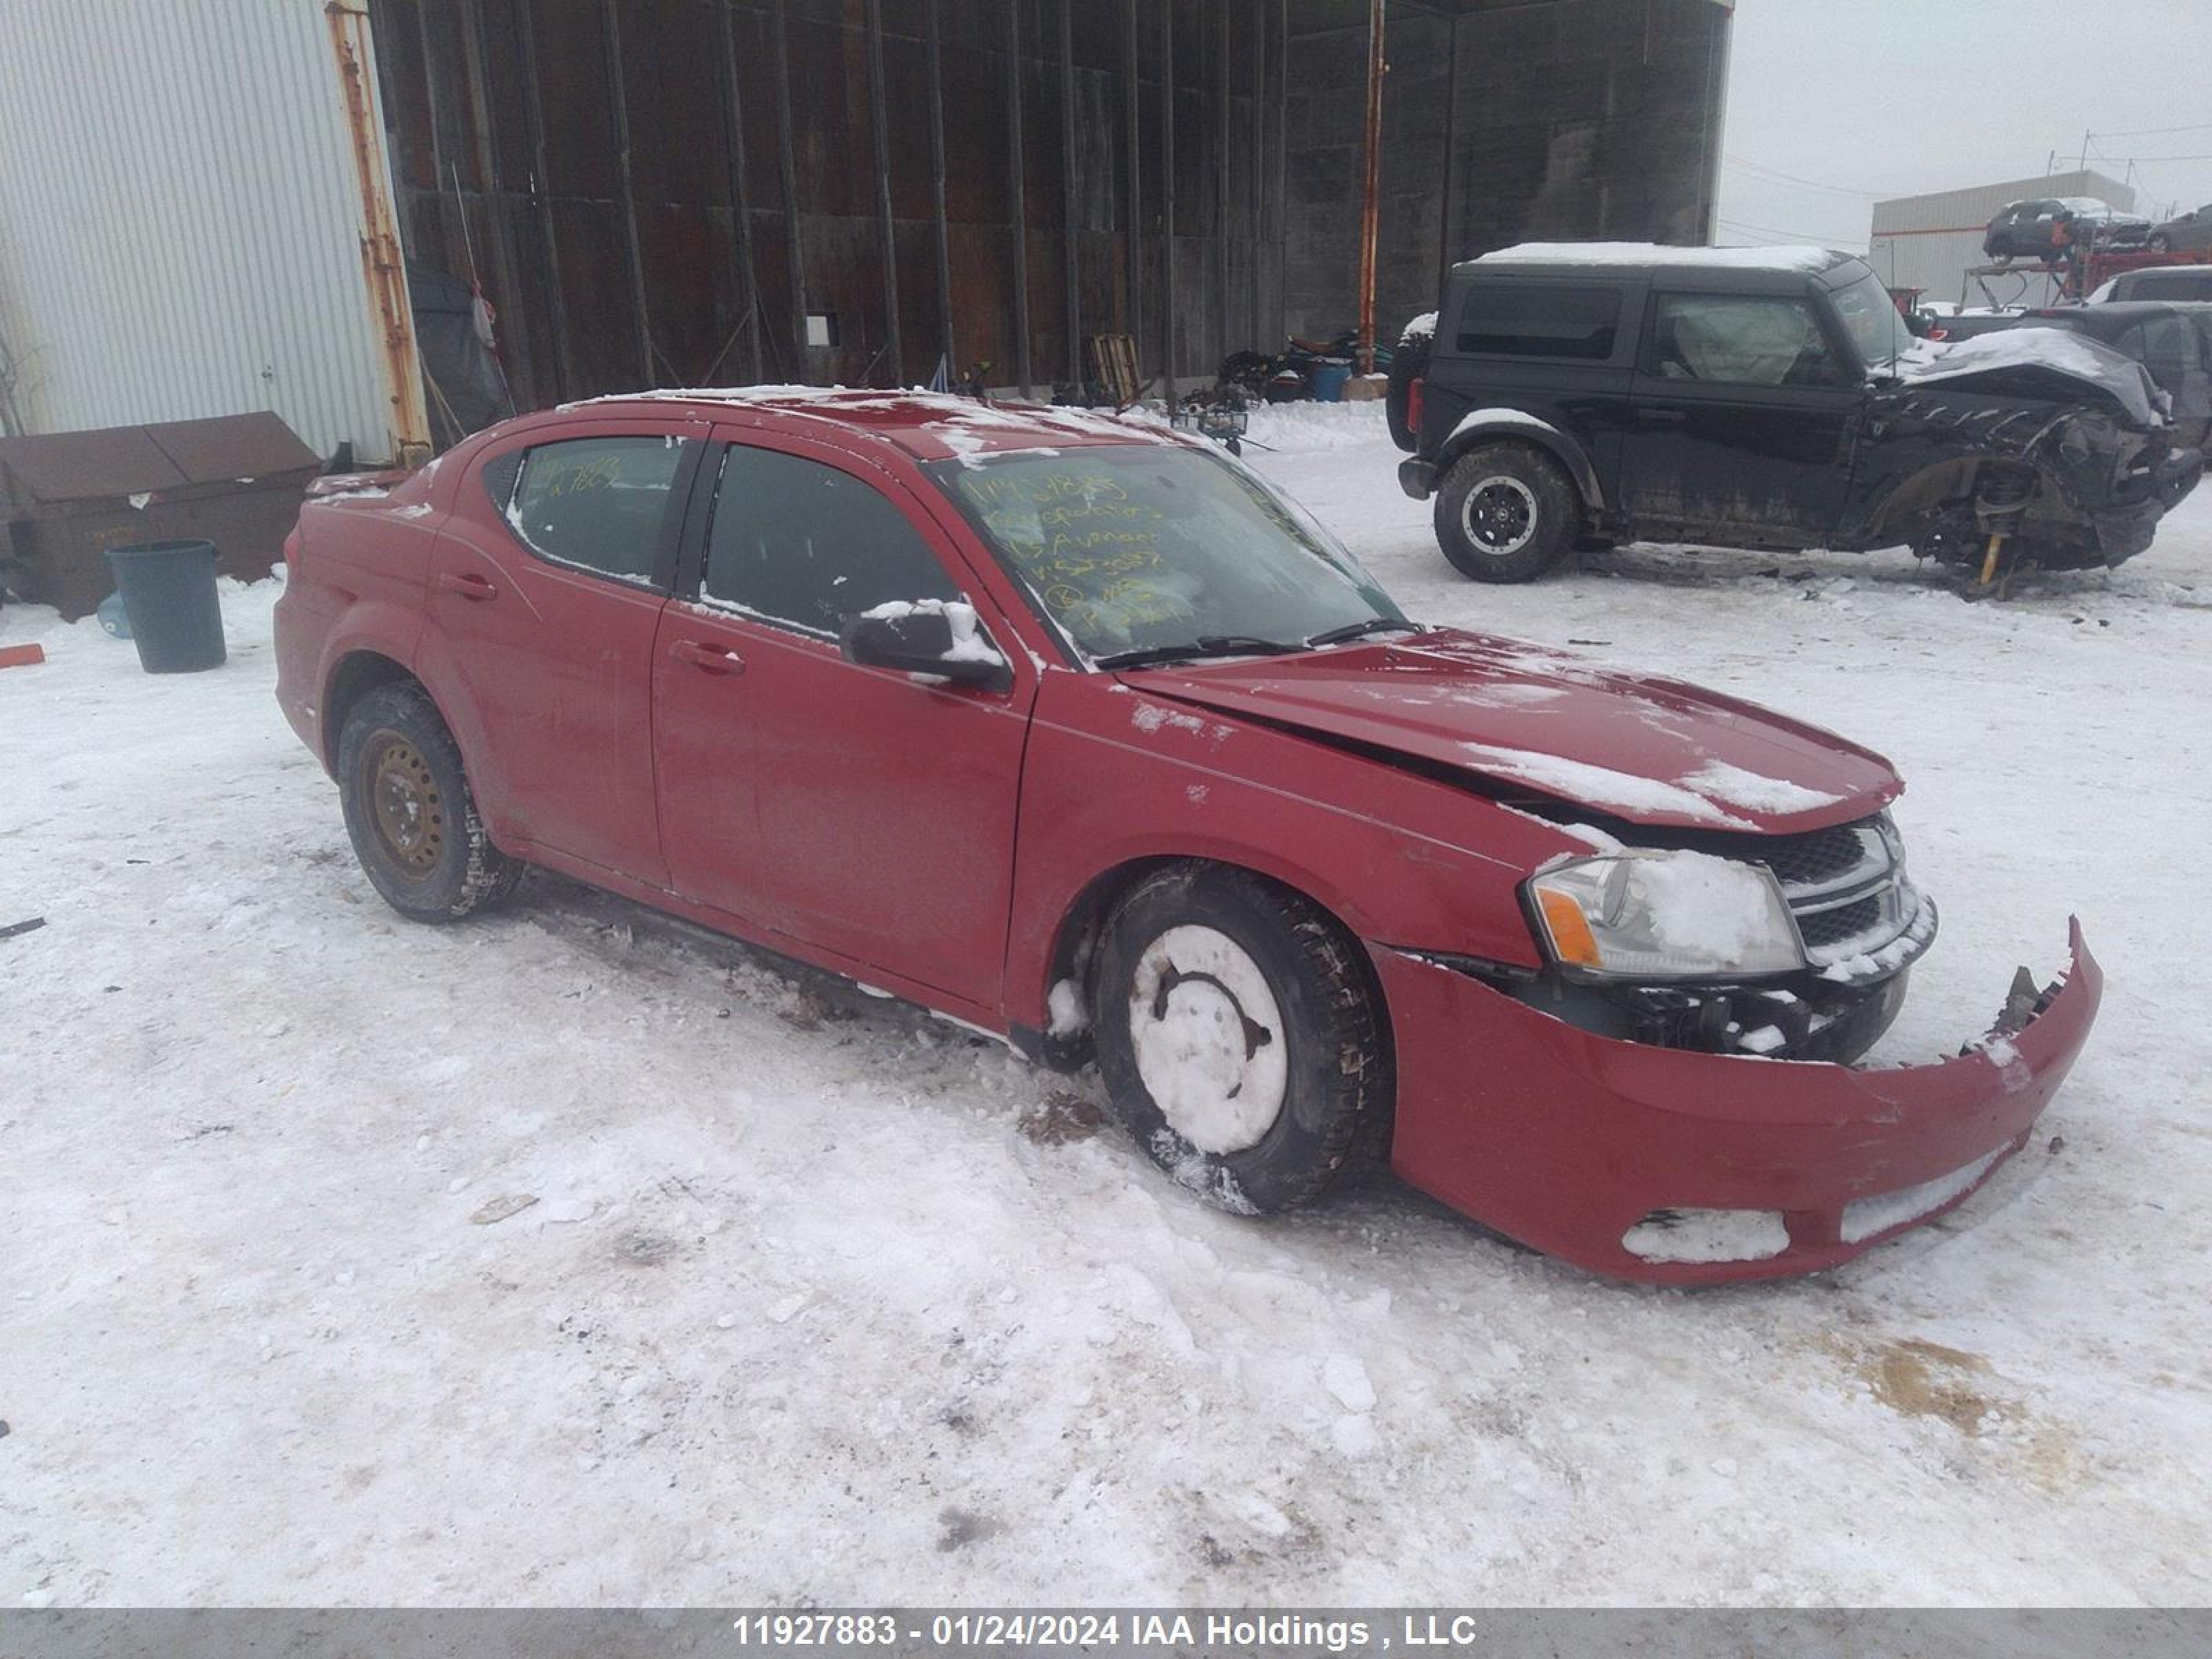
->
1615, 290, 1864, 546
426, 423, 703, 885
652, 433, 1035, 1008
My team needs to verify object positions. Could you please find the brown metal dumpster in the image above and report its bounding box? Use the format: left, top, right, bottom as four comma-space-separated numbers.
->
0, 411, 321, 619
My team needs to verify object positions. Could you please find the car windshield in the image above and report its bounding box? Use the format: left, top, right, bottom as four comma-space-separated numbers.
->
1830, 268, 1914, 371
926, 443, 1406, 664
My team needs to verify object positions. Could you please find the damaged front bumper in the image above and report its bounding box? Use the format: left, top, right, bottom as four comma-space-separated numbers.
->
1372, 919, 2101, 1284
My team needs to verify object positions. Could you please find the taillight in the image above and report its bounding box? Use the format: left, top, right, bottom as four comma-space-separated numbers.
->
1407, 375, 1425, 436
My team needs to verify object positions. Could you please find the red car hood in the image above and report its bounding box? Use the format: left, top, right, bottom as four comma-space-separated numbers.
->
1119, 629, 1901, 834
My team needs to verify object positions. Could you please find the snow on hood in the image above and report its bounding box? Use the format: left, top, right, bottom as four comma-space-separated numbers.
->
1118, 630, 1898, 834
1894, 328, 2165, 427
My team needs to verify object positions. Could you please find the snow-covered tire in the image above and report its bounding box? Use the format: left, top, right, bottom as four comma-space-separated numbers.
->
1434, 442, 1579, 583
1092, 864, 1391, 1216
336, 680, 521, 924
1386, 330, 1432, 452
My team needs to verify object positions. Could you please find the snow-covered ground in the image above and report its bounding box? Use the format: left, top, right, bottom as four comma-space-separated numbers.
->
3, 401, 2209, 1606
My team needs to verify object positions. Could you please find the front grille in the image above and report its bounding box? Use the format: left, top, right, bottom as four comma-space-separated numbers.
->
1796, 892, 1884, 950
1750, 821, 1882, 889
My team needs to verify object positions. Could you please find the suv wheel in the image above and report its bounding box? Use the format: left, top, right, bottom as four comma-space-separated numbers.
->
336, 681, 522, 922
1091, 865, 1391, 1216
1434, 442, 1578, 583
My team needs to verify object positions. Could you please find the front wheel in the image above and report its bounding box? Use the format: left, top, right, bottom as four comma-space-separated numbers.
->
1091, 865, 1391, 1216
336, 681, 521, 922
1434, 442, 1579, 583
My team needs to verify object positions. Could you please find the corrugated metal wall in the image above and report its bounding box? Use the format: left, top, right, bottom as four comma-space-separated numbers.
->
0, 0, 400, 458
1868, 169, 2133, 306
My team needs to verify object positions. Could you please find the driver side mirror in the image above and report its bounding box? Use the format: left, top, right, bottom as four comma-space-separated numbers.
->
840, 599, 1012, 690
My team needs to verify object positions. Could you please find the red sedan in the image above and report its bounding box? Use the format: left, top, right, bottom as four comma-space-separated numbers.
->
272, 390, 2099, 1282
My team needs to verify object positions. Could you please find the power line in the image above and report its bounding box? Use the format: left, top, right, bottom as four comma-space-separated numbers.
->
2090, 120, 2212, 140
1717, 216, 1864, 249
1722, 155, 1881, 198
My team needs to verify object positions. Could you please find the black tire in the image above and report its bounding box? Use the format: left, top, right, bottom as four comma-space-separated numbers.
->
1434, 442, 1580, 583
2148, 234, 2171, 253
1091, 864, 1391, 1217
1385, 328, 1432, 451
336, 681, 521, 923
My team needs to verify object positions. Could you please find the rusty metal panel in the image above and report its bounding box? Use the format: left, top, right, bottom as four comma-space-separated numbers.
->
0, 0, 409, 457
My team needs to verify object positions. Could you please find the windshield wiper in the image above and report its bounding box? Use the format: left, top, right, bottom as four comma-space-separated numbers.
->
1305, 617, 1417, 648
1095, 635, 1303, 671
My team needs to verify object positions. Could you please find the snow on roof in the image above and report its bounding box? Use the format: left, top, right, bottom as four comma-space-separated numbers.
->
1470, 242, 1850, 274
556, 384, 1177, 461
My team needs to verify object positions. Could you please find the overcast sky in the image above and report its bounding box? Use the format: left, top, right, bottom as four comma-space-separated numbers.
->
1714, 0, 2212, 249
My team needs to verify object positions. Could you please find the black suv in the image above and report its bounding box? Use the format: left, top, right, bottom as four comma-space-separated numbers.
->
1390, 244, 2204, 585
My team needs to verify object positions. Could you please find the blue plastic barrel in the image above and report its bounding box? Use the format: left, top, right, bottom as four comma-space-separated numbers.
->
103, 540, 226, 673
1310, 363, 1352, 402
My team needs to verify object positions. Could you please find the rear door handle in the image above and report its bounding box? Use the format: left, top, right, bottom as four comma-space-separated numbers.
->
437, 569, 498, 601
668, 639, 745, 675
1634, 406, 1687, 423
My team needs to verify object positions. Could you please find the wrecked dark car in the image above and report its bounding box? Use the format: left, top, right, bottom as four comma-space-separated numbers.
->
1389, 243, 2204, 588
2018, 301, 2212, 451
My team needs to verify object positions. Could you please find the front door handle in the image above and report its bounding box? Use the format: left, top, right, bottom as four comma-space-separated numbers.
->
1634, 406, 1687, 424
437, 569, 498, 601
669, 639, 745, 675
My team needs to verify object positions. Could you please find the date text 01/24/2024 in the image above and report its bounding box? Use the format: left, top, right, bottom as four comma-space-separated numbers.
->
727, 1611, 1508, 1651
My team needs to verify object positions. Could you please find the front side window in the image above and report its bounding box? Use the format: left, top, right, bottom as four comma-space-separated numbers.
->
499, 435, 688, 585
1648, 294, 1850, 388
702, 444, 959, 636
1456, 283, 1623, 359
1828, 270, 1912, 370
929, 444, 1403, 663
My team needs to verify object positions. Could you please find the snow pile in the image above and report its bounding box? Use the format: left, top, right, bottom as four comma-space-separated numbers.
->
1241, 399, 1390, 453
1399, 311, 1437, 346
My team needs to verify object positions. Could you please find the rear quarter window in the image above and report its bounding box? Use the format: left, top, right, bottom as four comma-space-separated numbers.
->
1454, 283, 1624, 360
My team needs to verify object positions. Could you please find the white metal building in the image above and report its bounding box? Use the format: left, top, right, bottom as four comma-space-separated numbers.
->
1868, 169, 2134, 309
0, 0, 419, 461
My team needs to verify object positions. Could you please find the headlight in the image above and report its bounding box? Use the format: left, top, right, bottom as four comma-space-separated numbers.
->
1526, 850, 1805, 980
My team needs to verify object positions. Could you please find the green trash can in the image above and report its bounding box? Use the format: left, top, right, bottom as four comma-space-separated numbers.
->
103, 540, 227, 673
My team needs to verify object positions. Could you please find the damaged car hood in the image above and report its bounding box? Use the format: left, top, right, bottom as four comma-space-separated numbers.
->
1118, 630, 1901, 833
1891, 329, 2165, 429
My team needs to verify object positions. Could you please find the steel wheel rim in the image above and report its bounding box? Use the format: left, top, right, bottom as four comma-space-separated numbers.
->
1461, 475, 1539, 556
1127, 924, 1288, 1155
364, 735, 445, 877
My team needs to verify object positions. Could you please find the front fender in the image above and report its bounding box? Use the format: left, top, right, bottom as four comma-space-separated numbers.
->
1002, 673, 1596, 1030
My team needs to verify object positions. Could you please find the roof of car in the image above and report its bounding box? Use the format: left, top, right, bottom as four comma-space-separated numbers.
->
556, 386, 1178, 465
1463, 241, 1860, 278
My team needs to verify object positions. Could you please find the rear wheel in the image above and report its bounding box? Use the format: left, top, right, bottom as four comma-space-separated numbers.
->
336, 681, 521, 922
1434, 442, 1579, 583
1091, 865, 1391, 1216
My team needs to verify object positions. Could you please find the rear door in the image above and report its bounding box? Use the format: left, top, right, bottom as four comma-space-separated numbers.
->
425, 422, 703, 885
1615, 287, 1862, 545
651, 430, 1036, 1007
